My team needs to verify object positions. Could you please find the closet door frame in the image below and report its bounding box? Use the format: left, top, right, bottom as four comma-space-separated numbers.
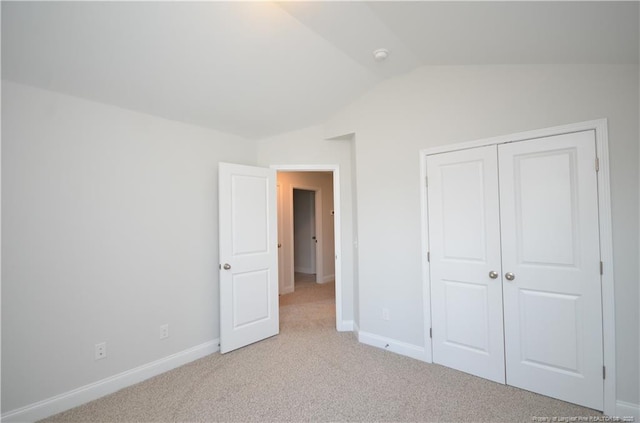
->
419, 118, 615, 415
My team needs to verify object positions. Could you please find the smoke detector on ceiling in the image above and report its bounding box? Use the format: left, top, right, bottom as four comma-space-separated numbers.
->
373, 48, 390, 62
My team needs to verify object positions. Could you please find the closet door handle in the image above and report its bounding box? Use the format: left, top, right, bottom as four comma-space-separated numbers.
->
505, 272, 515, 281
489, 271, 499, 279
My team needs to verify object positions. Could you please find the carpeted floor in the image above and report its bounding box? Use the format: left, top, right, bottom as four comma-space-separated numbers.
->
41, 274, 601, 422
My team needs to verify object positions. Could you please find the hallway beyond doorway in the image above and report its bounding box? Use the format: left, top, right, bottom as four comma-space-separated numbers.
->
279, 273, 335, 330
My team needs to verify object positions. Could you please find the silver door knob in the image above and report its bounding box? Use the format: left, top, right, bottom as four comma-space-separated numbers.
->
223, 263, 231, 270
505, 272, 515, 281
489, 271, 499, 279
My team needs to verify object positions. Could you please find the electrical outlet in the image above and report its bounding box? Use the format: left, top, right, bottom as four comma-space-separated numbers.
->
382, 308, 390, 321
160, 324, 169, 340
95, 342, 106, 360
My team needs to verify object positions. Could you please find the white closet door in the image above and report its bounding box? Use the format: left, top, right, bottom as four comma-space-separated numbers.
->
427, 146, 505, 383
499, 131, 603, 410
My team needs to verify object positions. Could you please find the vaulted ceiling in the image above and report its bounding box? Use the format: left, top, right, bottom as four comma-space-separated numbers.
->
2, 1, 638, 139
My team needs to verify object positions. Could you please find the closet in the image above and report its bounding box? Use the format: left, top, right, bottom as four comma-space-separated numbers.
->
426, 130, 603, 410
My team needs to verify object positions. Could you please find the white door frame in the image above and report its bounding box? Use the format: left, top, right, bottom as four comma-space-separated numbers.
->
291, 186, 323, 283
272, 164, 344, 331
419, 118, 615, 415
277, 183, 285, 293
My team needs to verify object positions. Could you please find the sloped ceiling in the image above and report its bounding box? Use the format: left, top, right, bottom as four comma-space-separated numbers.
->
2, 1, 638, 139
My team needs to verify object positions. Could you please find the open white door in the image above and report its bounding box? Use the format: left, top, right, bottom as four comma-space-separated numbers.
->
219, 162, 279, 354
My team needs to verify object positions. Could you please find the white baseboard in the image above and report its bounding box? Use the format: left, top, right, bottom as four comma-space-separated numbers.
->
294, 266, 313, 274
338, 319, 354, 332
320, 274, 335, 283
358, 330, 429, 362
280, 286, 294, 295
1, 339, 219, 423
616, 400, 640, 420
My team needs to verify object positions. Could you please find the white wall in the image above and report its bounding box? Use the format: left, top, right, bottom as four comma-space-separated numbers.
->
1, 82, 256, 413
256, 126, 356, 327
324, 65, 640, 406
3, 64, 638, 417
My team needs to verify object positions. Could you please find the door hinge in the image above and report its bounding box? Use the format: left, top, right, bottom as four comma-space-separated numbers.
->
603, 365, 606, 379
595, 158, 600, 172
600, 261, 603, 275
425, 176, 428, 187
427, 251, 430, 262
429, 327, 432, 338
219, 264, 221, 270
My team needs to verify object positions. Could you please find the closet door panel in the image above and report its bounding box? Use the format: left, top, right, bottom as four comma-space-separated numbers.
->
499, 130, 603, 410
427, 145, 505, 383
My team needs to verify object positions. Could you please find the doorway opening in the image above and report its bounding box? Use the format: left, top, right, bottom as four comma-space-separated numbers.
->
273, 165, 343, 331
293, 188, 320, 283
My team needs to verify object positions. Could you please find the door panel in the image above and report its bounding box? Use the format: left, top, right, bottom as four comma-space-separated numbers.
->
499, 131, 602, 410
427, 145, 505, 383
518, 289, 580, 373
231, 175, 269, 254
233, 270, 270, 327
440, 160, 488, 262
219, 163, 279, 354
515, 149, 578, 266
443, 280, 490, 353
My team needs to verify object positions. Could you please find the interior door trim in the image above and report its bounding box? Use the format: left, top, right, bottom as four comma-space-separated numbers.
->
419, 118, 615, 415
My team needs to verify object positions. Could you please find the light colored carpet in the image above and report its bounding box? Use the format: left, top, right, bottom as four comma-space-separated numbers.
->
41, 275, 601, 422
